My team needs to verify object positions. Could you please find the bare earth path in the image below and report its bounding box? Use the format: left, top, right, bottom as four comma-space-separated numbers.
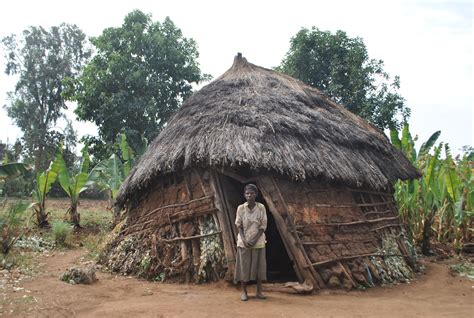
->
4, 249, 473, 317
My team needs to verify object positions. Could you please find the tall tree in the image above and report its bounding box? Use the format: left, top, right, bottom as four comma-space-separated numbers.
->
64, 10, 209, 158
278, 27, 409, 130
2, 24, 91, 172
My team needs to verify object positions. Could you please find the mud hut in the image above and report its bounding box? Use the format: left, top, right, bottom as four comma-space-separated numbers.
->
100, 54, 420, 291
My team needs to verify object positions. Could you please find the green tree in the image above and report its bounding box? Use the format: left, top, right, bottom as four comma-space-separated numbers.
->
64, 10, 208, 157
278, 27, 409, 130
2, 24, 91, 172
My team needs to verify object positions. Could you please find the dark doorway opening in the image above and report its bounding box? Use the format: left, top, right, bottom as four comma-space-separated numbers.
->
217, 173, 297, 283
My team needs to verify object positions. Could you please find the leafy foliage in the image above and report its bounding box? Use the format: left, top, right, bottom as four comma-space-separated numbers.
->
51, 220, 73, 246
57, 145, 97, 227
91, 134, 136, 224
0, 200, 31, 255
392, 124, 473, 253
0, 164, 32, 255
2, 24, 91, 172
31, 148, 62, 227
65, 9, 208, 156
278, 27, 409, 130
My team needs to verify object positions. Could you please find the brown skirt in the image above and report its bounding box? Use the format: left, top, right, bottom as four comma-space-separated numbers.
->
234, 247, 267, 283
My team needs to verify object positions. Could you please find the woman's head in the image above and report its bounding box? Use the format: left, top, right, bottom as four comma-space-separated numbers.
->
244, 184, 258, 203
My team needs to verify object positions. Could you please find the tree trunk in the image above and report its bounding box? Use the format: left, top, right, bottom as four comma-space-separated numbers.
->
35, 205, 50, 228
2, 234, 11, 255
69, 202, 81, 228
421, 210, 435, 255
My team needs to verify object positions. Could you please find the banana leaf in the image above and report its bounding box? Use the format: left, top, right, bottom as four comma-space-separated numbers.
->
33, 149, 62, 203
0, 163, 30, 180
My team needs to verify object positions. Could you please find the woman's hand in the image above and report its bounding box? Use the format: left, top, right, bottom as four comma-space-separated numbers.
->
245, 238, 256, 248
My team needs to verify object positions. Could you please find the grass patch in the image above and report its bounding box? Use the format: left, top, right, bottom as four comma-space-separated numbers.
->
449, 262, 474, 280
82, 231, 108, 261
51, 220, 73, 247
0, 250, 37, 275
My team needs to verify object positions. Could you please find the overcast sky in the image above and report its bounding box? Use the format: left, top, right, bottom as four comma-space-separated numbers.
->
0, 0, 472, 155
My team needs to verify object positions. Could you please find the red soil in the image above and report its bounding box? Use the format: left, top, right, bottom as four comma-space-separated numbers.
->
3, 248, 472, 317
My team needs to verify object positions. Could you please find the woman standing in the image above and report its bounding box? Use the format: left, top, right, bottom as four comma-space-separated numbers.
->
234, 184, 267, 301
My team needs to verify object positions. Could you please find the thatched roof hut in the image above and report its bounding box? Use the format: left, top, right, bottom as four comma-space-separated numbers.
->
102, 54, 419, 291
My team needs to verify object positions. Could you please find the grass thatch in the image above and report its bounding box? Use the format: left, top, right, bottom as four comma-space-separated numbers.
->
116, 55, 419, 207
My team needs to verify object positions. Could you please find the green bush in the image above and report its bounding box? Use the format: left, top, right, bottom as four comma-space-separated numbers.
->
52, 221, 73, 246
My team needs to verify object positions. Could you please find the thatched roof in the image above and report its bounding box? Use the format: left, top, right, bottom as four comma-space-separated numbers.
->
116, 54, 419, 207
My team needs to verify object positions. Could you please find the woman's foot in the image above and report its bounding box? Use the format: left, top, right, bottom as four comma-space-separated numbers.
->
240, 292, 249, 301
256, 292, 266, 299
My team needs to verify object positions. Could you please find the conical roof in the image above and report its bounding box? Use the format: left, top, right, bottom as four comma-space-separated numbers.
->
116, 54, 419, 206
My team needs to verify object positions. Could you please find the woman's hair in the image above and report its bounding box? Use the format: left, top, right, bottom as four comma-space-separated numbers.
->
244, 183, 258, 194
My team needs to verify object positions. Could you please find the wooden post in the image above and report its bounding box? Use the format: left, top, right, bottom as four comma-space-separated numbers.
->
267, 176, 325, 288
179, 221, 191, 283
207, 170, 236, 279
258, 176, 317, 290
191, 239, 201, 268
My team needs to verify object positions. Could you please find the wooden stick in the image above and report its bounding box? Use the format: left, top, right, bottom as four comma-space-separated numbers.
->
123, 208, 218, 234
178, 221, 190, 282
139, 195, 213, 220
363, 209, 392, 217
301, 239, 374, 246
208, 170, 236, 278
369, 223, 402, 232
338, 262, 357, 288
310, 253, 413, 267
159, 231, 223, 243
295, 216, 399, 228
183, 174, 192, 200
194, 169, 209, 196
269, 176, 326, 289
258, 176, 317, 290
348, 189, 393, 197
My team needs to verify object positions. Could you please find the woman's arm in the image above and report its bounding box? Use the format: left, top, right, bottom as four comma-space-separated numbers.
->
247, 229, 264, 247
247, 205, 267, 247
238, 226, 250, 248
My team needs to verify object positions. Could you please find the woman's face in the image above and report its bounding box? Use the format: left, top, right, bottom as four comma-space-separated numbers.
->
244, 189, 257, 203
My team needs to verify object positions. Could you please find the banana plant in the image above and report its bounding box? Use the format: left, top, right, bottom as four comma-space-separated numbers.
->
32, 149, 62, 228
120, 133, 135, 177
0, 162, 33, 253
91, 133, 136, 225
91, 154, 124, 205
57, 145, 96, 228
391, 123, 473, 253
0, 201, 32, 254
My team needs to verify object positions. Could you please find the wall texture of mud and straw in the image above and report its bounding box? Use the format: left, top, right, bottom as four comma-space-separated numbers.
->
100, 169, 416, 290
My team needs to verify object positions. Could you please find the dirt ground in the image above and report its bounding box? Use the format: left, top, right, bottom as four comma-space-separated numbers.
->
0, 248, 472, 318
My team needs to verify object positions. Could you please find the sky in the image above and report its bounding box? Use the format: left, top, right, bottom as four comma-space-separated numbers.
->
0, 0, 472, 156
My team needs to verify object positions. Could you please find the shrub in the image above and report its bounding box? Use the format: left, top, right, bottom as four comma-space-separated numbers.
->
52, 221, 73, 247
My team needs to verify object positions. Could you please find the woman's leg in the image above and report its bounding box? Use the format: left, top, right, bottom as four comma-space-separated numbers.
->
256, 279, 266, 299
241, 281, 248, 301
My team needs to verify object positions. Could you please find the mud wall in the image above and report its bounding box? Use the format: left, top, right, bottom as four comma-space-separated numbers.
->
259, 176, 416, 290
100, 169, 228, 283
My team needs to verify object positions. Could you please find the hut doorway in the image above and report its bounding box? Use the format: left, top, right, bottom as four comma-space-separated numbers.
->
217, 173, 297, 282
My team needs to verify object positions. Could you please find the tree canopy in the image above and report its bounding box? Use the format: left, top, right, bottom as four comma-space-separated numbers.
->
2, 24, 91, 171
65, 10, 209, 158
278, 27, 409, 130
